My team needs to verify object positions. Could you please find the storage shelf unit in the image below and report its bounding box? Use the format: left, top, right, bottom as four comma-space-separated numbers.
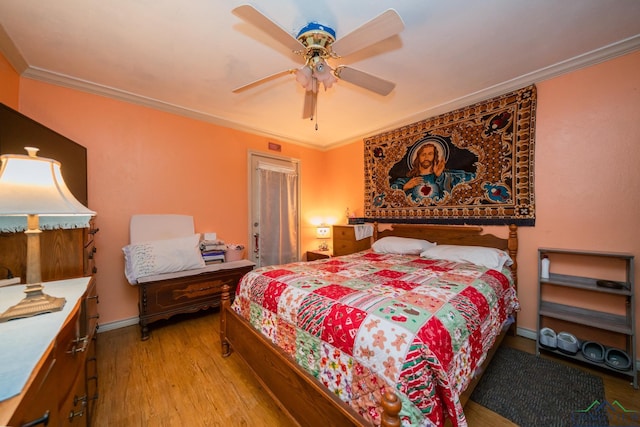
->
536, 248, 637, 388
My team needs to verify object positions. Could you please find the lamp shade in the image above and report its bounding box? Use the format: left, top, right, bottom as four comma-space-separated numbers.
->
0, 148, 95, 217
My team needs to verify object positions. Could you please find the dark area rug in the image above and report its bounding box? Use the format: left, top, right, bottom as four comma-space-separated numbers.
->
470, 346, 608, 427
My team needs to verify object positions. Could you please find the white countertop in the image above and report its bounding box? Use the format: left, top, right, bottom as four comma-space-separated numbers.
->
0, 277, 91, 402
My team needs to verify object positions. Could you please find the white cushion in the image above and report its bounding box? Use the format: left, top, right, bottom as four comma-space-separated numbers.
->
130, 214, 195, 243
371, 236, 436, 255
420, 244, 513, 270
122, 234, 205, 284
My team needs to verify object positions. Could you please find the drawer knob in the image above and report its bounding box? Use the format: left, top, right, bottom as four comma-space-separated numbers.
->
67, 336, 89, 354
68, 395, 87, 421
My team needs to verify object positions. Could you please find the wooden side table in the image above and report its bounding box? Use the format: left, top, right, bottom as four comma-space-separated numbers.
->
306, 250, 331, 261
138, 262, 254, 340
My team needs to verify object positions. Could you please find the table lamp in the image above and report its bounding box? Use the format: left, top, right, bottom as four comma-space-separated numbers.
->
316, 224, 331, 251
0, 147, 95, 322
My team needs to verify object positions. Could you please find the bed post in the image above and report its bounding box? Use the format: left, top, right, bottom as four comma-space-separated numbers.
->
220, 284, 231, 357
380, 391, 401, 427
507, 224, 518, 288
508, 224, 518, 334
373, 222, 379, 241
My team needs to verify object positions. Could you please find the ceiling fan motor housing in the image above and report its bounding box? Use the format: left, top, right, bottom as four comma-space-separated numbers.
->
296, 22, 336, 56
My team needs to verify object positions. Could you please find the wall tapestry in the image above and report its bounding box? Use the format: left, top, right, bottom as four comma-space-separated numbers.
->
364, 85, 536, 225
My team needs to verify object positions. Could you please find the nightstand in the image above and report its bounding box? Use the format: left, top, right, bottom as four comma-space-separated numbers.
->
306, 250, 331, 261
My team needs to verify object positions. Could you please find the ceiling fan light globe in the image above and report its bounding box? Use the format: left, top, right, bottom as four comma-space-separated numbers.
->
295, 66, 312, 87
321, 75, 337, 91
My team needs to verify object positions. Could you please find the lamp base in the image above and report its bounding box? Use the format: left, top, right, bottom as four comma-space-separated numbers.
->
0, 283, 66, 322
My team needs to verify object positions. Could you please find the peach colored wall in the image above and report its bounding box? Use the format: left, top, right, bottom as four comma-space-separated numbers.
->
0, 53, 19, 108
9, 75, 328, 325
323, 140, 365, 225
328, 50, 640, 356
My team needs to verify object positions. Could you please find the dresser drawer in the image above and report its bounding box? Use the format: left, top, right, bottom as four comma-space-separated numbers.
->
7, 345, 59, 427
84, 221, 99, 277
140, 273, 238, 313
81, 279, 99, 339
138, 265, 254, 340
59, 364, 88, 426
56, 303, 85, 401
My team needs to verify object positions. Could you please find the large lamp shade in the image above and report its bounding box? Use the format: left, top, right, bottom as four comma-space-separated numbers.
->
0, 147, 95, 322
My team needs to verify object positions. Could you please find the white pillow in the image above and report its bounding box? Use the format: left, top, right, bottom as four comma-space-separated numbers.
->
419, 245, 513, 270
123, 234, 205, 284
371, 236, 436, 255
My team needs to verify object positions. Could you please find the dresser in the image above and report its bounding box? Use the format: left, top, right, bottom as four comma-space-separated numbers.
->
0, 277, 98, 427
0, 222, 99, 426
332, 225, 372, 256
0, 220, 98, 282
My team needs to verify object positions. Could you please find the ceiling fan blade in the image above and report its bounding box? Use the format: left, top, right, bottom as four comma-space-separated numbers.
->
334, 66, 395, 96
331, 9, 404, 57
232, 5, 306, 53
302, 90, 316, 119
233, 69, 296, 93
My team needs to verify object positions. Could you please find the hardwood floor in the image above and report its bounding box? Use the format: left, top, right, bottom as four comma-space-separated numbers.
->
92, 310, 638, 426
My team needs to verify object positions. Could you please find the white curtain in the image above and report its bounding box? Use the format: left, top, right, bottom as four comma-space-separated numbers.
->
257, 165, 298, 266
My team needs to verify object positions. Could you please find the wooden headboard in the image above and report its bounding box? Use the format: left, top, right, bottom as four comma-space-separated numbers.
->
373, 222, 518, 287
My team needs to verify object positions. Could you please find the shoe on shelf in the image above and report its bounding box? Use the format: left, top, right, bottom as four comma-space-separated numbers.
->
557, 332, 580, 355
605, 347, 632, 371
539, 327, 557, 349
581, 341, 606, 363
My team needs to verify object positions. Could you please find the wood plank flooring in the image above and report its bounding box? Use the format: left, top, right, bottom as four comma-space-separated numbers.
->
92, 310, 638, 426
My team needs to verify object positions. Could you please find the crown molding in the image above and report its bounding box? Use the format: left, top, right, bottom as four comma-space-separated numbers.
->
355, 34, 640, 148
7, 34, 640, 150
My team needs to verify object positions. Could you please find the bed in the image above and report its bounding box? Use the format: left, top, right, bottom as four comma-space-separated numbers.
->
220, 223, 519, 427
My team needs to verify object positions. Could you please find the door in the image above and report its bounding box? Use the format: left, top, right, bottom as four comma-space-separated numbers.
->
249, 152, 300, 267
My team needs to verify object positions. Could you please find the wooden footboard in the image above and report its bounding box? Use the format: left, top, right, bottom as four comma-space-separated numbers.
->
221, 285, 401, 426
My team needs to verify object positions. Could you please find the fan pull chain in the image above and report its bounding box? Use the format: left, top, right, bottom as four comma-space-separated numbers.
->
312, 78, 318, 131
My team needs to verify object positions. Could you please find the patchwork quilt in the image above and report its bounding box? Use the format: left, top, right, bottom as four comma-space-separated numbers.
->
231, 250, 519, 427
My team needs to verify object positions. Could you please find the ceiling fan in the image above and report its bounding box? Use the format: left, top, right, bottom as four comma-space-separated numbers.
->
231, 5, 404, 120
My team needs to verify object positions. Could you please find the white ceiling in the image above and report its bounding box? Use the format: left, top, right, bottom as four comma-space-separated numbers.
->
1, 1, 639, 149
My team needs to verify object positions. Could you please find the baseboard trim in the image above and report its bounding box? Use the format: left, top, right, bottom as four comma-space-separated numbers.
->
98, 316, 139, 333
516, 326, 536, 341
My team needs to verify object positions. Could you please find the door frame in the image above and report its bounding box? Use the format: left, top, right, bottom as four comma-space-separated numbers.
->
247, 150, 301, 266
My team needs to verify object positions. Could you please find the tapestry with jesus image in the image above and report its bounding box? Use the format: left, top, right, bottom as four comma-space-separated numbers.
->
364, 85, 536, 225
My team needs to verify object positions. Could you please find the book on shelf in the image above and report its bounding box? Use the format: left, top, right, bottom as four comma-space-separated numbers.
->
201, 244, 227, 251
202, 253, 225, 262
200, 239, 226, 251
201, 249, 226, 256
